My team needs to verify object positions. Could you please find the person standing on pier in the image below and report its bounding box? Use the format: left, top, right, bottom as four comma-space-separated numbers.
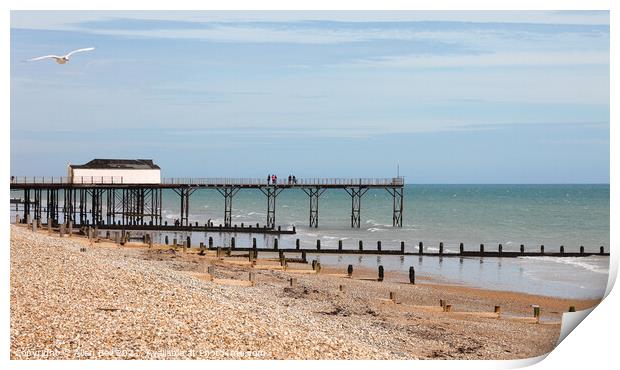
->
288, 175, 292, 184
293, 175, 297, 184
272, 174, 277, 184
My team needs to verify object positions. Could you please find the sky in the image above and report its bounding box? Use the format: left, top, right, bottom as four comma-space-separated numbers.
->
9, 10, 610, 183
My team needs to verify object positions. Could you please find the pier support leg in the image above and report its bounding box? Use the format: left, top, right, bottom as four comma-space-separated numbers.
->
302, 188, 326, 228
173, 188, 197, 227
385, 186, 404, 227
259, 187, 282, 229
344, 187, 368, 228
216, 187, 240, 228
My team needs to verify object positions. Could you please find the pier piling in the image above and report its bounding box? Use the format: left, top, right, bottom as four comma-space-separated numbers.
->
419, 242, 423, 254
377, 241, 382, 251
439, 242, 443, 255
296, 238, 300, 250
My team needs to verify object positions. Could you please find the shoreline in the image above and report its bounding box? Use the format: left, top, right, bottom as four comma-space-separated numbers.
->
10, 224, 602, 359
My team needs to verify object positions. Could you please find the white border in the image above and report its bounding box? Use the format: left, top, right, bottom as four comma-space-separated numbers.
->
2, 1, 617, 370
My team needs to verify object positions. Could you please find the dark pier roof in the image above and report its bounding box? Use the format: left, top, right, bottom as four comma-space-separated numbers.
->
69, 159, 160, 170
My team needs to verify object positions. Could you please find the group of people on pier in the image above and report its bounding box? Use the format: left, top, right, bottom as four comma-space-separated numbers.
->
267, 174, 298, 185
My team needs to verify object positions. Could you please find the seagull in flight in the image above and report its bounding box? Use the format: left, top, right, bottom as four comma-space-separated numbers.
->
27, 47, 95, 64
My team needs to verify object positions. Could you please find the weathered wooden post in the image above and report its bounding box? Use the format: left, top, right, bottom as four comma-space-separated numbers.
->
207, 266, 215, 278
47, 221, 52, 233
26, 214, 31, 225
115, 232, 120, 244
252, 238, 257, 249
409, 266, 415, 284
209, 237, 214, 249
540, 245, 544, 254
187, 236, 191, 248
533, 305, 541, 323
580, 246, 584, 254
230, 237, 235, 249
301, 251, 307, 263
439, 242, 443, 255
600, 246, 605, 255
520, 244, 525, 254
378, 265, 384, 282
165, 235, 169, 245
31, 221, 37, 233
338, 240, 343, 251
418, 242, 423, 254
316, 239, 321, 250
68, 221, 73, 237
359, 240, 363, 251
494, 305, 502, 316
498, 244, 503, 254
199, 242, 206, 255
249, 272, 255, 285
289, 277, 297, 287
311, 260, 316, 270
389, 292, 396, 303
295, 238, 300, 250
339, 284, 345, 292
560, 245, 564, 254
173, 238, 177, 246
59, 223, 66, 237
377, 240, 382, 251
347, 264, 353, 278
315, 262, 321, 273
400, 241, 405, 254
274, 238, 279, 250
148, 235, 153, 249
216, 246, 222, 258
569, 306, 576, 312
439, 299, 445, 308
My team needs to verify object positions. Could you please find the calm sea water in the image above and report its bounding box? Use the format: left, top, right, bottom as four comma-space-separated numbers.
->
12, 184, 610, 299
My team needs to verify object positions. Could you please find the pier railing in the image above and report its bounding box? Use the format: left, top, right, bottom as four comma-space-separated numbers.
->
162, 177, 405, 186
10, 176, 124, 184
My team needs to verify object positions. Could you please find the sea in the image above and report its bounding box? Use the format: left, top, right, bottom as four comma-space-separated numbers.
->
12, 184, 610, 300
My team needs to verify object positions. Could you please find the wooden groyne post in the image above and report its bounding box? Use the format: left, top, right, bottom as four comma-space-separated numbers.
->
409, 266, 415, 284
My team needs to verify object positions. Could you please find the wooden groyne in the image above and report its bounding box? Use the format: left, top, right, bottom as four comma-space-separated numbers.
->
208, 239, 609, 258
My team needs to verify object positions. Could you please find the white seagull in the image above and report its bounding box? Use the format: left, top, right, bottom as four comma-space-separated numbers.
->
27, 47, 95, 64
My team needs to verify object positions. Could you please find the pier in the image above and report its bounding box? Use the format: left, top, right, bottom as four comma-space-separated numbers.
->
9, 176, 405, 231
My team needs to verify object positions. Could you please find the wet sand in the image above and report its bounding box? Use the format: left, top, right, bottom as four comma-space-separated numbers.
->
10, 225, 601, 359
